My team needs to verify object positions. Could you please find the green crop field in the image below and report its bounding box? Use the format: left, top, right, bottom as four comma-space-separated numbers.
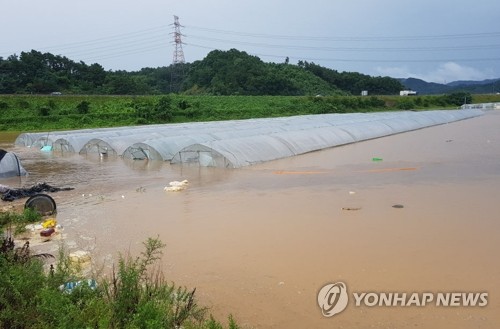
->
1, 93, 498, 132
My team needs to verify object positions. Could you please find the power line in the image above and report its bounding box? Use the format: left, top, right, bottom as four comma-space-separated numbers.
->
186, 25, 500, 42
188, 43, 500, 63
0, 25, 169, 56
3, 22, 500, 68
186, 35, 500, 52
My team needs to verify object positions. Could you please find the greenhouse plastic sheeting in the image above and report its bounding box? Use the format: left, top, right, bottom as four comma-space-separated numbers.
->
123, 134, 217, 161
15, 109, 483, 168
14, 133, 48, 147
18, 123, 190, 149
172, 109, 483, 168
12, 112, 385, 148
52, 136, 90, 153
80, 133, 167, 156
171, 135, 297, 168
271, 127, 357, 155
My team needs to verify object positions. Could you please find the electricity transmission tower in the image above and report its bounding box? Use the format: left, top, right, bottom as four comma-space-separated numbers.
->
170, 15, 185, 93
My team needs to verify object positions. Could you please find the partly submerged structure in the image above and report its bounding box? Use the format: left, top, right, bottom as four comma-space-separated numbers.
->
15, 109, 483, 168
171, 109, 483, 168
0, 149, 28, 178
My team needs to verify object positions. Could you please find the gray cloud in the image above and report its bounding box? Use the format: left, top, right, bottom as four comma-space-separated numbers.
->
1, 0, 499, 82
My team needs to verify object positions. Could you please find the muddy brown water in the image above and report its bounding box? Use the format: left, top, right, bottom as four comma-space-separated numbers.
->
2, 111, 500, 328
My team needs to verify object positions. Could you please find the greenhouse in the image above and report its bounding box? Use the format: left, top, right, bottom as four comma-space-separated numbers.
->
123, 134, 218, 161
171, 109, 483, 168
14, 109, 483, 168
14, 132, 48, 147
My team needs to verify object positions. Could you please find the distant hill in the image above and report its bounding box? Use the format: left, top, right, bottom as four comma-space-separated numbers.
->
446, 78, 500, 87
399, 77, 500, 95
398, 78, 447, 94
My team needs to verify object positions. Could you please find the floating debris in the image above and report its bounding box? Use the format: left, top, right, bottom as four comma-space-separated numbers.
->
69, 250, 91, 265
168, 180, 189, 187
164, 186, 185, 192
2, 183, 73, 202
60, 279, 97, 294
41, 218, 57, 229
392, 204, 404, 209
24, 193, 57, 216
342, 207, 362, 211
164, 180, 189, 192
40, 227, 55, 237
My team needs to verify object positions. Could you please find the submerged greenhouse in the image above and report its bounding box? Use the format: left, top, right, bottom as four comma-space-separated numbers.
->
14, 109, 483, 168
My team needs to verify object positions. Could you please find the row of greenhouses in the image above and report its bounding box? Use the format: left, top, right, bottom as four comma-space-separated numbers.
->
15, 109, 483, 168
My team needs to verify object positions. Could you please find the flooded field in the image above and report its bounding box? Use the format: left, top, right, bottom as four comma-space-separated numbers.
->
2, 111, 500, 328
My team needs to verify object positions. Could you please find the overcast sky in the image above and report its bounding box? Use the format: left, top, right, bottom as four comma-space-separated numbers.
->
1, 0, 499, 83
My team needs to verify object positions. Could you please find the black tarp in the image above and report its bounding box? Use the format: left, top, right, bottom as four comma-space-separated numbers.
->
0, 182, 74, 202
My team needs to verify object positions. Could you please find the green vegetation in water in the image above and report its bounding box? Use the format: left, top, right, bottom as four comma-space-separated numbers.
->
0, 92, 492, 132
0, 207, 41, 235
0, 210, 240, 329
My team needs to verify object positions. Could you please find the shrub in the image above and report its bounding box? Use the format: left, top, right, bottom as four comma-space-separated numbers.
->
17, 100, 31, 109
397, 98, 415, 110
76, 100, 91, 114
368, 96, 385, 108
154, 96, 174, 122
38, 106, 51, 116
47, 99, 57, 109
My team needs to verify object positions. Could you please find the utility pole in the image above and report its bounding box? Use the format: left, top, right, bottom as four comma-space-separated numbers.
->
170, 15, 185, 93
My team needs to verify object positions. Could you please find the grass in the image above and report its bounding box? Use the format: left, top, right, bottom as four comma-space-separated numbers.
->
0, 210, 240, 329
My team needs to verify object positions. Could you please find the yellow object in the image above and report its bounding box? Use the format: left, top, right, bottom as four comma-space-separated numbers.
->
41, 218, 57, 228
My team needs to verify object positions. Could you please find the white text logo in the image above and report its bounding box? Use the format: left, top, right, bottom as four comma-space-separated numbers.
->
317, 282, 349, 317
318, 282, 489, 318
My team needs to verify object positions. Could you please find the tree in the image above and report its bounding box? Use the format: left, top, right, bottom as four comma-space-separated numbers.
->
446, 92, 472, 106
103, 73, 143, 95
0, 49, 405, 96
154, 96, 174, 122
303, 62, 403, 95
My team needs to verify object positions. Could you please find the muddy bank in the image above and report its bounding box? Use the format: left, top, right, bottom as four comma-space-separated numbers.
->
2, 111, 500, 328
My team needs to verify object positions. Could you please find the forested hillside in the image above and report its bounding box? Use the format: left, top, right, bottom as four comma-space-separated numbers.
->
0, 49, 403, 96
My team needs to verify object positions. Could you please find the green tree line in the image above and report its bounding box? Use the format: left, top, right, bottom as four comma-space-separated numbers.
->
1, 49, 404, 96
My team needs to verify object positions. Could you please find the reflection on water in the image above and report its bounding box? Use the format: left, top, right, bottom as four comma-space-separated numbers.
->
1, 113, 500, 329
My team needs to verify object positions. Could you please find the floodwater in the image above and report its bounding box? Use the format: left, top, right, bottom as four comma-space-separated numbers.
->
2, 111, 500, 329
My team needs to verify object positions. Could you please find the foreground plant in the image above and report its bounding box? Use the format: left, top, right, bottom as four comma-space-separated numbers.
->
104, 237, 208, 328
0, 213, 239, 328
